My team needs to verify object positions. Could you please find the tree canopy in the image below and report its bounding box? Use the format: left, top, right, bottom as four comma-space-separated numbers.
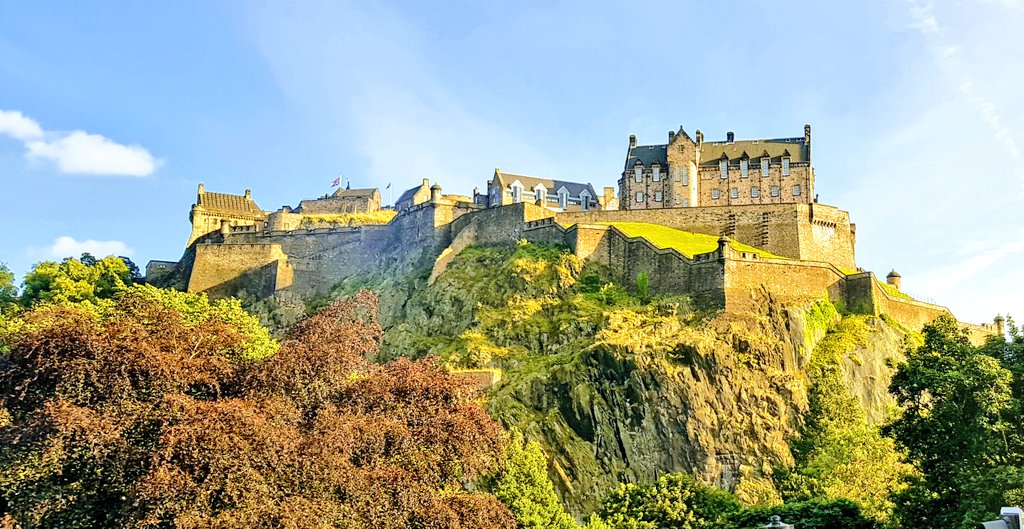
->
0, 288, 513, 529
19, 253, 139, 306
886, 315, 1024, 529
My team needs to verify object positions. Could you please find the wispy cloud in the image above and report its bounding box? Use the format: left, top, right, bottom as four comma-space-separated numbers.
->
0, 109, 160, 176
906, 0, 1023, 172
46, 236, 134, 259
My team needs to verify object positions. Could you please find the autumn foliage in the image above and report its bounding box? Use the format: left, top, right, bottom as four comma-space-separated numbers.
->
0, 289, 513, 528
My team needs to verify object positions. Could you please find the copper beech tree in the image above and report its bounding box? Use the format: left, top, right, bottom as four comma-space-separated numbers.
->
0, 289, 514, 529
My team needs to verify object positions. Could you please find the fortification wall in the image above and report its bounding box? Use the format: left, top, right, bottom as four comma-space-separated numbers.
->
555, 203, 855, 270
723, 255, 847, 314
188, 243, 293, 297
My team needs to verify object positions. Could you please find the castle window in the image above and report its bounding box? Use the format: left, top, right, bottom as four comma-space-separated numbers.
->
682, 198, 689, 207
580, 191, 592, 210
654, 191, 663, 202
793, 184, 801, 196
740, 159, 748, 178
536, 188, 544, 202
771, 185, 780, 197
683, 166, 689, 186
652, 165, 661, 181
558, 190, 568, 209
751, 187, 760, 198
782, 157, 790, 176
674, 193, 681, 204
712, 189, 720, 200
730, 188, 739, 199
635, 165, 643, 183
674, 167, 681, 182
511, 184, 523, 203
720, 159, 728, 179
761, 157, 770, 176
635, 192, 644, 203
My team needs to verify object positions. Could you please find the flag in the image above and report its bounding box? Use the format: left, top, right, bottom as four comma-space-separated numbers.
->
386, 182, 391, 189
331, 177, 341, 187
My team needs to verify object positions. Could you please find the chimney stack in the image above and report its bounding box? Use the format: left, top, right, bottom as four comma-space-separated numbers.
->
726, 131, 735, 143
629, 134, 637, 148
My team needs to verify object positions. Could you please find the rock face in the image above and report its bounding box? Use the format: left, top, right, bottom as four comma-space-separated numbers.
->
289, 243, 912, 517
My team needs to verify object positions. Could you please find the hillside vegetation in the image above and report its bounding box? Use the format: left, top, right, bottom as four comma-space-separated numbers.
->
594, 222, 784, 259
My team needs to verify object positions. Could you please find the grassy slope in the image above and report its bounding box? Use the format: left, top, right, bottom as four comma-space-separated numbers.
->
592, 222, 784, 259
299, 210, 397, 227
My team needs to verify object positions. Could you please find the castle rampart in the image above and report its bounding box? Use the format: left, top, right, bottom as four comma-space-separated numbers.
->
556, 202, 855, 270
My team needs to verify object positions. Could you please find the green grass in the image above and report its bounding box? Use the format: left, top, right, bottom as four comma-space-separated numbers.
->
300, 210, 397, 227
592, 222, 784, 259
876, 280, 913, 300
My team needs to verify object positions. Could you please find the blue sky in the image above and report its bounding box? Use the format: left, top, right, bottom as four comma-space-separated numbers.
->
0, 0, 1021, 325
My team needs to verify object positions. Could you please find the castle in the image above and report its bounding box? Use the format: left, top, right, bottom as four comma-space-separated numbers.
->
147, 124, 1004, 344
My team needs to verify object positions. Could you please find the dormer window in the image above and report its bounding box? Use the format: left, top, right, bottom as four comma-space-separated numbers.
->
782, 157, 790, 176
580, 190, 592, 210
534, 185, 546, 203
761, 157, 770, 176
720, 159, 728, 179
511, 183, 523, 203
558, 189, 568, 209
635, 163, 643, 183
740, 159, 748, 178
652, 164, 661, 181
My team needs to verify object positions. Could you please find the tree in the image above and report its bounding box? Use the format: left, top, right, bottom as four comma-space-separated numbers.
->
885, 315, 1024, 529
727, 499, 878, 529
0, 288, 514, 529
0, 263, 16, 317
485, 429, 578, 529
778, 315, 915, 521
20, 254, 136, 306
596, 473, 740, 529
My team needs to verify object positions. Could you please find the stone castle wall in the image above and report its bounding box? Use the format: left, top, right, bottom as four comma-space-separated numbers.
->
188, 243, 293, 297
555, 202, 855, 270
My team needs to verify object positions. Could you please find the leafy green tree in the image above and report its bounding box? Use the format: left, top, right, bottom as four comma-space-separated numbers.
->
885, 315, 1024, 529
0, 263, 16, 317
20, 254, 136, 306
778, 315, 915, 520
727, 499, 878, 529
596, 473, 740, 529
486, 429, 578, 529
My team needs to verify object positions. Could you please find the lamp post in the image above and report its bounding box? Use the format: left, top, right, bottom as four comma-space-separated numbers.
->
763, 515, 793, 529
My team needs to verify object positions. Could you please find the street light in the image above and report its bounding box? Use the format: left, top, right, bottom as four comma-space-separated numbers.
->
978, 507, 1024, 529
763, 515, 793, 529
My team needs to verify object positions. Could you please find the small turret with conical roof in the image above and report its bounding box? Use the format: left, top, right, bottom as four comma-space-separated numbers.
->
886, 269, 901, 290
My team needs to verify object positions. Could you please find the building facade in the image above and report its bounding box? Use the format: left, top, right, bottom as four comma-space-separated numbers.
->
619, 125, 814, 210
486, 169, 604, 211
187, 184, 268, 246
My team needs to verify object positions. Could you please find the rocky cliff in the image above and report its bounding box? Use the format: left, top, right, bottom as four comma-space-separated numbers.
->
260, 242, 914, 517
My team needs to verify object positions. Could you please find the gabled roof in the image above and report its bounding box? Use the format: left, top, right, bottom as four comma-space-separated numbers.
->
332, 187, 379, 198
699, 137, 807, 166
493, 170, 597, 200
624, 144, 668, 170
396, 182, 427, 204
197, 190, 264, 215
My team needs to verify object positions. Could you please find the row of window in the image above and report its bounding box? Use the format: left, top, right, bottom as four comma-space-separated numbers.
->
720, 157, 790, 179
709, 185, 801, 200
509, 186, 591, 210
633, 191, 692, 206
632, 157, 792, 184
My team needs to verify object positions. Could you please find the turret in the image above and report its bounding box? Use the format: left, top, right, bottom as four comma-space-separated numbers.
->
886, 270, 901, 290
430, 183, 442, 203
996, 314, 1006, 337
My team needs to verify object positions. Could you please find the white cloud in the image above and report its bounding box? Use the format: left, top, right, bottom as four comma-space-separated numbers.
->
0, 108, 160, 176
26, 131, 159, 176
47, 236, 134, 259
0, 109, 44, 140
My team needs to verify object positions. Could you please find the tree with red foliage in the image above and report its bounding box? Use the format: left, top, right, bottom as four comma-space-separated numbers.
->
0, 288, 513, 529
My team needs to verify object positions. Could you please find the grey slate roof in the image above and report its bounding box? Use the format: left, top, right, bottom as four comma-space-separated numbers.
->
396, 185, 422, 204
624, 144, 668, 170
332, 187, 378, 198
493, 170, 597, 199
